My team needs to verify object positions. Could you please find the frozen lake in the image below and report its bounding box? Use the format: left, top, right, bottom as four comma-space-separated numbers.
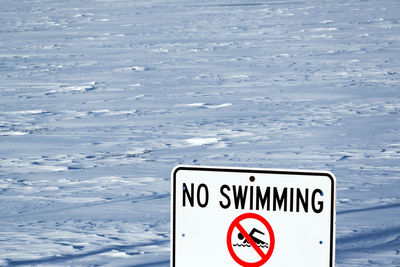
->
0, 0, 399, 266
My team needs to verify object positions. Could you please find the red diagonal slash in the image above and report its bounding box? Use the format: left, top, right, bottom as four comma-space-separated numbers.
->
234, 221, 266, 259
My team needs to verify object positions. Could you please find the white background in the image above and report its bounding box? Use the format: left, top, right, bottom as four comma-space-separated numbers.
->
174, 168, 334, 266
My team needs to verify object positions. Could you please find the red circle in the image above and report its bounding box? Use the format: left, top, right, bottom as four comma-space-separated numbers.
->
227, 213, 275, 267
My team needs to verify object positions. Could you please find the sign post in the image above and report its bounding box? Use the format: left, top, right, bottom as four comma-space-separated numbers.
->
171, 166, 336, 267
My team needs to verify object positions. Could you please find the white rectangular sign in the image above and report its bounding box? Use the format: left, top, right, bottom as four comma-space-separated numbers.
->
171, 166, 336, 267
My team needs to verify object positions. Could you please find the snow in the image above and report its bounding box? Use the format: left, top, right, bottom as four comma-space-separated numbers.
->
0, 0, 399, 266
185, 137, 220, 146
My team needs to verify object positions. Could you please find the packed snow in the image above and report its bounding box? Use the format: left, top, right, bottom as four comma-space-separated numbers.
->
0, 0, 399, 266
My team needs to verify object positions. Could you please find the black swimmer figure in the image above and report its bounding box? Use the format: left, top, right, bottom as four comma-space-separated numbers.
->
237, 228, 266, 245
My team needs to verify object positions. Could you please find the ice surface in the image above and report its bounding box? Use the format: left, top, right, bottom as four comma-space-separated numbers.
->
0, 0, 399, 266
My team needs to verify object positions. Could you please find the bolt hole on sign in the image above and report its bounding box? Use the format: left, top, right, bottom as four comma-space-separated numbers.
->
171, 166, 336, 267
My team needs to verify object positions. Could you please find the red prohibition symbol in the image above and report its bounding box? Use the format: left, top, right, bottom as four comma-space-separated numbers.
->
227, 213, 275, 267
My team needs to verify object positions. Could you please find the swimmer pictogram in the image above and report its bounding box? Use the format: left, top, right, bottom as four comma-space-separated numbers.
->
227, 213, 275, 267
234, 228, 269, 248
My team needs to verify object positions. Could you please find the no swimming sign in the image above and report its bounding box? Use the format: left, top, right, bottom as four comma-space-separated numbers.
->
171, 166, 336, 267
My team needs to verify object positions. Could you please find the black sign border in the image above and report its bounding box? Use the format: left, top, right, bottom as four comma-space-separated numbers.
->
172, 166, 336, 267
